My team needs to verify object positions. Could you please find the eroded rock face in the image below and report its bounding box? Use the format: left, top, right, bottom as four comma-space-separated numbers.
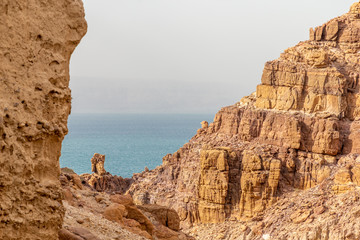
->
127, 1, 360, 231
198, 148, 232, 223
0, 1, 86, 239
82, 154, 133, 193
91, 153, 107, 176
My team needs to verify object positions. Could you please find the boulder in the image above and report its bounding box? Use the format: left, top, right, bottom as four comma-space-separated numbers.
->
103, 203, 127, 224
138, 204, 180, 231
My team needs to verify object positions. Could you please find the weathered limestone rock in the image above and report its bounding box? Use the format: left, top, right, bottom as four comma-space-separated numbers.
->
83, 172, 132, 193
81, 154, 133, 193
104, 194, 193, 240
91, 153, 107, 176
103, 203, 127, 225
351, 164, 360, 185
240, 152, 281, 218
200, 121, 208, 128
137, 205, 180, 231
350, 1, 360, 15
109, 194, 155, 238
0, 1, 86, 239
198, 148, 231, 223
290, 210, 312, 224
332, 162, 360, 194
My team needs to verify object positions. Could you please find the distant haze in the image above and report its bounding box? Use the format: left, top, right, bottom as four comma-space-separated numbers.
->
70, 0, 355, 114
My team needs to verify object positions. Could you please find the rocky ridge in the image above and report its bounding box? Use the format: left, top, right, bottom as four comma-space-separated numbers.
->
126, 2, 360, 239
0, 1, 86, 239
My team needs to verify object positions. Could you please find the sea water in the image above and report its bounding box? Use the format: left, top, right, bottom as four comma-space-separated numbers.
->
60, 113, 214, 178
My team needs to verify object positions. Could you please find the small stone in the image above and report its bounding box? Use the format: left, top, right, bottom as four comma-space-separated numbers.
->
63, 188, 74, 206
290, 210, 311, 224
216, 233, 226, 239
305, 216, 314, 224
239, 225, 248, 232
76, 219, 84, 224
95, 195, 104, 203
314, 206, 326, 215
103, 203, 127, 224
71, 174, 83, 190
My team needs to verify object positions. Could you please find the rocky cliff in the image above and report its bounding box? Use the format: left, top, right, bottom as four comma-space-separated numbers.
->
128, 2, 360, 238
0, 1, 86, 239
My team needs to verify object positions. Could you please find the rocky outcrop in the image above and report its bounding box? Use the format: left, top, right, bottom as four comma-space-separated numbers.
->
198, 148, 232, 223
81, 153, 132, 193
127, 2, 360, 236
61, 169, 193, 240
91, 153, 107, 176
0, 1, 86, 239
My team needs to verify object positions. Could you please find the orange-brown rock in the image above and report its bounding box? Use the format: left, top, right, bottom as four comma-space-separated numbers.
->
81, 154, 133, 193
108, 194, 155, 238
91, 153, 107, 176
111, 193, 135, 206
61, 168, 86, 191
351, 164, 360, 185
72, 174, 84, 190
201, 121, 209, 128
331, 161, 360, 194
103, 203, 127, 224
0, 1, 86, 239
125, 205, 155, 237
290, 209, 312, 224
82, 173, 132, 193
198, 148, 231, 223
127, 2, 360, 231
100, 193, 194, 239
63, 187, 76, 206
137, 204, 180, 231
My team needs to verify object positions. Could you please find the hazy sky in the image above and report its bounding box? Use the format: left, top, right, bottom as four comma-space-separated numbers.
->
69, 0, 355, 115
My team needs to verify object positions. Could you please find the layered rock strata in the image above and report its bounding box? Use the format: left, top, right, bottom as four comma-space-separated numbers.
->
128, 1, 360, 234
0, 1, 87, 239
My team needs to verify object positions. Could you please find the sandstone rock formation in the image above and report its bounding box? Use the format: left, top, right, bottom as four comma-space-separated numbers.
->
0, 1, 86, 239
60, 169, 194, 240
127, 2, 360, 238
91, 153, 107, 176
82, 153, 132, 193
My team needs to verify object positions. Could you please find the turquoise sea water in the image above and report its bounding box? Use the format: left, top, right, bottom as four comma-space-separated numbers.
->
60, 114, 214, 178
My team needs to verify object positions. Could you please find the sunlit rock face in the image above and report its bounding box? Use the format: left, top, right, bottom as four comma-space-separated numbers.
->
81, 153, 133, 193
0, 1, 86, 239
127, 1, 360, 232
